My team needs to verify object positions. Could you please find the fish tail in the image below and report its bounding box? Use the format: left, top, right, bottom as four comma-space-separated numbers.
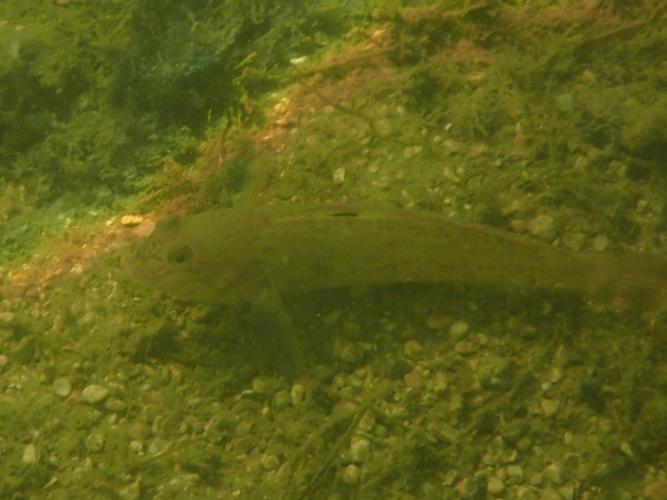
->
585, 251, 667, 317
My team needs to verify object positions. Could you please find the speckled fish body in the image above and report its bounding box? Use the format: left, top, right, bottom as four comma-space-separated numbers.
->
125, 204, 667, 314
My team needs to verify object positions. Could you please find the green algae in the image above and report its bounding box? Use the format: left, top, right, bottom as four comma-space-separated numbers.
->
2, 1, 667, 498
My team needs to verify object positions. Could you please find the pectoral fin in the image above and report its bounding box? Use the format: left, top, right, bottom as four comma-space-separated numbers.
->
250, 287, 309, 379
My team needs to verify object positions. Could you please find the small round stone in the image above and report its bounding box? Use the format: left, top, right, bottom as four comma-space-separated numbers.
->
260, 453, 280, 470
454, 340, 477, 354
593, 234, 609, 251
541, 398, 560, 417
449, 320, 469, 339
342, 464, 361, 485
251, 376, 276, 395
506, 464, 524, 479
555, 93, 575, 113
0, 311, 16, 326
544, 463, 562, 484
337, 342, 360, 363
403, 340, 423, 358
85, 432, 105, 453
349, 437, 371, 463
81, 384, 109, 404
487, 476, 505, 494
425, 314, 449, 330
272, 390, 292, 409
291, 383, 305, 406
404, 370, 423, 390
104, 398, 127, 413
53, 377, 72, 398
527, 214, 555, 240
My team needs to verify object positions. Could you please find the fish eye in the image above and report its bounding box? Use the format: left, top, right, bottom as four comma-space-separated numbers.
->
167, 245, 194, 265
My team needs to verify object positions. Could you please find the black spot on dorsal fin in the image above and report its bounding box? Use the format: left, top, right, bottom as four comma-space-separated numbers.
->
329, 210, 359, 217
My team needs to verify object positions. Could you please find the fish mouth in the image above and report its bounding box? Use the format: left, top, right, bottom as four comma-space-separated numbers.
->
120, 243, 159, 285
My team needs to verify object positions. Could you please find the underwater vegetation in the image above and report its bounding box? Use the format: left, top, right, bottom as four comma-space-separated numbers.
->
0, 0, 666, 498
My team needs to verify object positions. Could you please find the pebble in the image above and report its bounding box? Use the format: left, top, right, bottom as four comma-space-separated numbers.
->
85, 432, 105, 453
540, 487, 564, 500
260, 453, 280, 470
0, 311, 16, 326
425, 314, 450, 330
22, 443, 39, 463
53, 377, 72, 398
527, 214, 555, 240
432, 371, 448, 393
403, 340, 423, 358
541, 398, 560, 417
555, 93, 575, 113
357, 412, 375, 433
289, 56, 307, 65
342, 464, 361, 485
81, 384, 109, 404
290, 383, 305, 406
336, 341, 361, 364
272, 390, 291, 409
404, 370, 423, 390
251, 376, 276, 396
127, 421, 151, 441
487, 476, 505, 494
544, 463, 563, 484
476, 354, 510, 386
403, 145, 423, 159
449, 320, 469, 339
454, 340, 477, 354
563, 431, 573, 445
342, 321, 361, 338
129, 440, 144, 454
644, 479, 667, 500
349, 437, 371, 462
120, 214, 144, 227
562, 232, 585, 251
104, 398, 127, 413
333, 167, 346, 184
592, 234, 609, 251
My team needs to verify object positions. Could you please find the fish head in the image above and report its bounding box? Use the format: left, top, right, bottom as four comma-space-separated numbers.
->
123, 214, 222, 303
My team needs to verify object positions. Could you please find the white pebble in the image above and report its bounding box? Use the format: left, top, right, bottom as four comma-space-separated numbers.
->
22, 443, 39, 464
53, 377, 72, 398
81, 384, 109, 404
506, 464, 524, 479
342, 464, 361, 485
120, 214, 144, 227
333, 167, 346, 184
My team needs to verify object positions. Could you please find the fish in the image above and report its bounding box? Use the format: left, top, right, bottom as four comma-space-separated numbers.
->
123, 203, 667, 317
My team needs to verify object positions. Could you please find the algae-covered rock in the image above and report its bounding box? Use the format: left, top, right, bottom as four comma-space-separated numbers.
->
621, 101, 667, 160
634, 396, 667, 457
